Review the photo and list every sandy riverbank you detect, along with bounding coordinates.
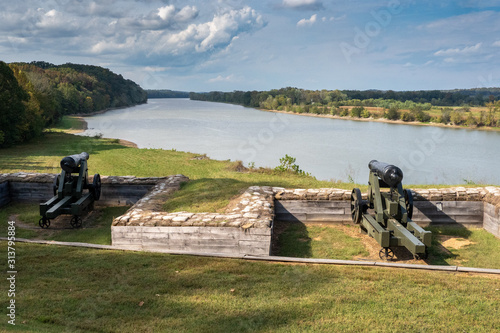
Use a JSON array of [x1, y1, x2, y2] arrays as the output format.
[[259, 108, 500, 132]]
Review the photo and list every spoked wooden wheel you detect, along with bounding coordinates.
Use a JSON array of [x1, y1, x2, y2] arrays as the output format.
[[39, 217, 50, 229], [351, 188, 363, 224], [379, 248, 394, 260], [404, 189, 414, 219], [70, 216, 83, 229], [90, 173, 101, 201]]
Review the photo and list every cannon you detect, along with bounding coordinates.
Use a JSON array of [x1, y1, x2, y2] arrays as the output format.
[[351, 160, 432, 260], [39, 152, 101, 229]]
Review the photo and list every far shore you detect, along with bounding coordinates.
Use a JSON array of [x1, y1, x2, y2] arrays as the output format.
[[258, 108, 500, 132]]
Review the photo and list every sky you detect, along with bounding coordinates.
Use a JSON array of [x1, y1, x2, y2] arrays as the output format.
[[1, 0, 500, 92]]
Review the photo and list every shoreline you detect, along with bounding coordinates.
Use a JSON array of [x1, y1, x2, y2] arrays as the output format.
[[69, 101, 148, 117], [258, 108, 500, 132], [70, 116, 139, 148]]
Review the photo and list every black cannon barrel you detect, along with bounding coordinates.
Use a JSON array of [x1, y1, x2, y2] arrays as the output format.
[[368, 160, 403, 188], [60, 152, 89, 173]]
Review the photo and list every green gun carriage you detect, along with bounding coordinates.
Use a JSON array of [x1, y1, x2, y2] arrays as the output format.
[[351, 160, 432, 260], [39, 152, 101, 229]]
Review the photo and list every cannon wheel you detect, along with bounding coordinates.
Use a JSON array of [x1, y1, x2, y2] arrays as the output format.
[[404, 189, 414, 219], [90, 173, 101, 201], [52, 173, 60, 196], [39, 217, 50, 229], [350, 188, 363, 224], [379, 248, 394, 260], [70, 216, 83, 229], [414, 250, 428, 260]]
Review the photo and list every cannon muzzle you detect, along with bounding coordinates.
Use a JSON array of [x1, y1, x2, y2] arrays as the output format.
[[368, 160, 403, 188], [60, 152, 89, 173]]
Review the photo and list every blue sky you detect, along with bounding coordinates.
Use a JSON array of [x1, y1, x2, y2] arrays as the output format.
[[1, 0, 500, 92]]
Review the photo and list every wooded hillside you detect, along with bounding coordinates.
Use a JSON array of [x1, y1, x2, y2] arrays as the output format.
[[0, 61, 147, 147]]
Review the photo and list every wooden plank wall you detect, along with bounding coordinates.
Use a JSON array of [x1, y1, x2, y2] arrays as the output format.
[[6, 182, 153, 206], [112, 226, 272, 255], [484, 203, 500, 238], [274, 200, 484, 227], [0, 182, 10, 208]]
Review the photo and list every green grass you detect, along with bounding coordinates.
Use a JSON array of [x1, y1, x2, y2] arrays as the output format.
[[276, 224, 369, 259], [0, 131, 351, 213], [274, 222, 500, 269], [49, 116, 86, 132], [0, 203, 39, 239], [0, 202, 129, 245], [44, 206, 130, 245], [426, 226, 500, 268], [1, 242, 499, 332]]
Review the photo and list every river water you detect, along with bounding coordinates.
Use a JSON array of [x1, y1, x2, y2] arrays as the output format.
[[79, 98, 498, 185]]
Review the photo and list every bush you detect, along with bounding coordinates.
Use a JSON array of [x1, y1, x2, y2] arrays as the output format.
[[361, 109, 371, 118], [441, 108, 452, 124], [400, 112, 415, 122], [274, 154, 309, 176], [350, 106, 364, 118], [450, 111, 463, 125], [384, 106, 400, 120]]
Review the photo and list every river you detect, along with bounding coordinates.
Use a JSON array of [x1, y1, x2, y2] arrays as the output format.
[[79, 98, 499, 185]]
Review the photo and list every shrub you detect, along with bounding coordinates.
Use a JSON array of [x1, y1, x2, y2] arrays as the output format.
[[384, 105, 400, 120], [350, 106, 364, 118], [361, 109, 371, 118], [400, 112, 415, 122], [274, 154, 310, 176]]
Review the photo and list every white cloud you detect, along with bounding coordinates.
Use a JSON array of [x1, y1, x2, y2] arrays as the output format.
[[175, 6, 198, 22], [158, 5, 175, 21], [493, 40, 500, 46], [297, 14, 317, 27], [434, 42, 482, 56], [150, 6, 265, 55], [420, 11, 500, 33]]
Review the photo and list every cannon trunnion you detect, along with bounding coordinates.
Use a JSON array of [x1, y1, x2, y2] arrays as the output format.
[[39, 152, 101, 229], [351, 160, 431, 260]]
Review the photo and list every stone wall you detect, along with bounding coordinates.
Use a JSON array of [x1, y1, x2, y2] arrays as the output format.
[[111, 184, 275, 256], [2, 172, 500, 254], [274, 187, 500, 232], [0, 173, 166, 207]]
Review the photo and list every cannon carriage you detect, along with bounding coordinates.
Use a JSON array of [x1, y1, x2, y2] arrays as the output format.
[[39, 152, 101, 229], [351, 160, 432, 260]]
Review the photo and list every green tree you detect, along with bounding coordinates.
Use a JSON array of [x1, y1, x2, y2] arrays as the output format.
[[350, 106, 364, 118], [384, 105, 400, 120], [0, 61, 29, 146], [465, 112, 477, 127], [450, 111, 463, 125]]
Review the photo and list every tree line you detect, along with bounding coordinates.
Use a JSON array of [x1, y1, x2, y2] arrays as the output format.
[[189, 87, 500, 128], [189, 87, 499, 108], [0, 61, 147, 147], [146, 89, 189, 98]]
